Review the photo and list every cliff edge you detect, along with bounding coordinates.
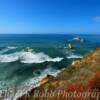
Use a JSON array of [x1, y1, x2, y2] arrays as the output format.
[[18, 48, 100, 100]]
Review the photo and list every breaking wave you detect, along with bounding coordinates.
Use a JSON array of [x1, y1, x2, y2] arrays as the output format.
[[0, 51, 63, 63], [13, 67, 63, 100], [2, 68, 64, 100], [67, 54, 82, 59], [0, 46, 17, 54]]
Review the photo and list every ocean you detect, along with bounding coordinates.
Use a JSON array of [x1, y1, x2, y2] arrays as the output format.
[[0, 34, 100, 99]]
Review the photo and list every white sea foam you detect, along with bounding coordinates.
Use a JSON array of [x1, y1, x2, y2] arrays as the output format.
[[0, 49, 63, 99], [7, 46, 17, 49], [13, 67, 62, 100], [0, 51, 63, 63], [20, 52, 63, 63], [0, 68, 61, 100], [0, 54, 18, 63], [0, 46, 17, 54], [67, 54, 82, 59], [1, 65, 63, 100]]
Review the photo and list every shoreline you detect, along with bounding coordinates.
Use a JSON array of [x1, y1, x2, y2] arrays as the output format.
[[17, 47, 100, 100]]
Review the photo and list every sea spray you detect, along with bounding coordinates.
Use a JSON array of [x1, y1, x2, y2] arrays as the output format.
[[0, 51, 63, 63], [2, 68, 63, 100], [67, 54, 82, 59], [0, 46, 17, 54]]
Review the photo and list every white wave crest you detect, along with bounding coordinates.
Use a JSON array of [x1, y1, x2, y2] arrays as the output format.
[[0, 51, 63, 63], [0, 55, 18, 63], [7, 46, 17, 49], [20, 52, 63, 63], [67, 54, 82, 59], [0, 46, 17, 54]]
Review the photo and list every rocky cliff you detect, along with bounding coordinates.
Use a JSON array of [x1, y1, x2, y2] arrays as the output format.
[[18, 48, 100, 100]]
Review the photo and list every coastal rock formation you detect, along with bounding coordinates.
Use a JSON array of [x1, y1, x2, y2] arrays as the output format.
[[18, 48, 100, 100]]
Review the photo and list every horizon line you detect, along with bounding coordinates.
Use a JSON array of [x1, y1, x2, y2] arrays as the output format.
[[0, 32, 99, 34]]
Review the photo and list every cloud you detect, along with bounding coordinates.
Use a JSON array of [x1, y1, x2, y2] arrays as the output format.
[[94, 16, 100, 22]]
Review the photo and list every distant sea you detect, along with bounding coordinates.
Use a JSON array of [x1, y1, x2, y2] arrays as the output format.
[[0, 34, 100, 99]]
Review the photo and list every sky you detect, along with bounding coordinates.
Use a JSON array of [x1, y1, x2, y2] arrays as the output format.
[[0, 0, 100, 34]]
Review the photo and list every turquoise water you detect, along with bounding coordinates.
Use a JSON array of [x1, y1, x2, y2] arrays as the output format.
[[0, 34, 100, 99]]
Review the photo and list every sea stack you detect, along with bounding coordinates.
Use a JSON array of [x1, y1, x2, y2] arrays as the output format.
[[67, 43, 74, 49]]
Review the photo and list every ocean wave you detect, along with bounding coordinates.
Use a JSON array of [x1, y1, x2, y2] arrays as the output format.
[[2, 68, 62, 100], [7, 46, 17, 49], [0, 46, 17, 54], [67, 54, 82, 59], [13, 67, 62, 100], [20, 52, 63, 63], [0, 51, 63, 63], [0, 55, 18, 63]]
